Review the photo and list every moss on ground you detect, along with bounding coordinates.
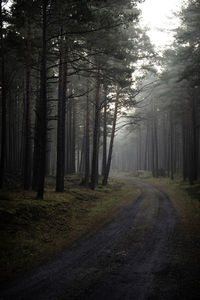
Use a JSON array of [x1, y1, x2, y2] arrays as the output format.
[[0, 176, 139, 282]]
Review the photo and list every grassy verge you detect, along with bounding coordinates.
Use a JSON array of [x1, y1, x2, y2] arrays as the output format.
[[0, 176, 140, 283]]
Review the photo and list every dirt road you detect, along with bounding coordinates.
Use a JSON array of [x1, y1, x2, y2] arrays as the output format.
[[1, 179, 198, 299]]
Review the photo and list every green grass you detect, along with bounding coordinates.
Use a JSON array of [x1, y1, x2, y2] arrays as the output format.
[[0, 176, 140, 282]]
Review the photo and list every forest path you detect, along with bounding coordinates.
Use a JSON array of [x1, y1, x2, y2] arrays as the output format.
[[2, 178, 189, 300]]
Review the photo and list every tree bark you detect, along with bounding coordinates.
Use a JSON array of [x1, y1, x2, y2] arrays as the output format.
[[170, 109, 174, 180], [71, 96, 76, 174], [32, 70, 40, 190], [56, 31, 67, 192], [24, 23, 32, 189], [0, 0, 6, 188], [102, 85, 120, 186], [101, 86, 107, 176], [144, 120, 150, 170], [152, 98, 158, 177], [90, 71, 101, 189], [188, 95, 197, 185], [84, 79, 90, 185], [154, 116, 158, 177], [37, 0, 47, 199], [151, 119, 155, 177]]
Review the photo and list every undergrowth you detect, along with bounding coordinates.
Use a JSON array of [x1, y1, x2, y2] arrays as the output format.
[[0, 175, 139, 282]]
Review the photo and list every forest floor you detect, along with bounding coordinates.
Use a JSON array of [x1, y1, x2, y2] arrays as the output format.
[[0, 175, 139, 284], [1, 174, 200, 299]]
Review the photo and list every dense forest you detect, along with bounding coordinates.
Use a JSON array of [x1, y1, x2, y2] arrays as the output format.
[[113, 0, 200, 184], [1, 1, 200, 299], [0, 0, 199, 199]]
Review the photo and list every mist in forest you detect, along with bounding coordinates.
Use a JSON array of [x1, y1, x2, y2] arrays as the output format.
[[1, 1, 200, 299], [0, 0, 199, 194]]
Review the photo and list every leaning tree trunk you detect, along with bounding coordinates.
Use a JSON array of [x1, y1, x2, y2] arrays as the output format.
[[56, 31, 67, 192], [37, 0, 47, 199], [90, 71, 101, 190], [102, 85, 120, 186], [0, 0, 6, 188]]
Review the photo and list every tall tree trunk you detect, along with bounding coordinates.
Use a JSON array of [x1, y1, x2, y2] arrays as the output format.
[[138, 126, 142, 170], [152, 98, 158, 177], [24, 23, 32, 189], [154, 116, 159, 177], [68, 98, 72, 173], [101, 86, 107, 176], [32, 73, 40, 190], [170, 109, 174, 180], [0, 0, 6, 188], [79, 134, 85, 174], [188, 95, 197, 185], [84, 79, 90, 185], [56, 32, 67, 192], [71, 96, 76, 173], [163, 115, 167, 171], [151, 119, 155, 177], [102, 85, 120, 186], [144, 121, 149, 171], [90, 71, 101, 189], [192, 95, 198, 180], [37, 0, 47, 199]]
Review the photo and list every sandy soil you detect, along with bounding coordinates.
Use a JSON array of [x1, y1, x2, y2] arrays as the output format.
[[1, 178, 199, 299]]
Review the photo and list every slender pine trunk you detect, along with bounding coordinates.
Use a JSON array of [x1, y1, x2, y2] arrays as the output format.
[[24, 23, 32, 189], [151, 120, 155, 177], [90, 71, 101, 189], [71, 96, 76, 173], [102, 87, 107, 176], [0, 0, 6, 188], [56, 31, 67, 192], [170, 109, 174, 180], [102, 85, 120, 186], [84, 79, 90, 185], [37, 0, 47, 199], [32, 72, 40, 190], [144, 120, 149, 170]]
